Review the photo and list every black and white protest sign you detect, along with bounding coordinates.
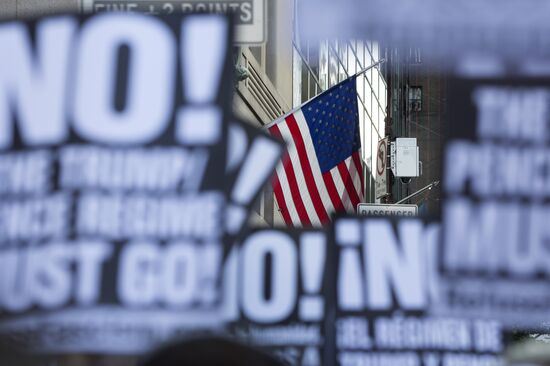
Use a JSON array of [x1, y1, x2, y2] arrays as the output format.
[[331, 216, 504, 366], [225, 121, 284, 238], [0, 13, 234, 353], [438, 77, 550, 329], [223, 229, 329, 366]]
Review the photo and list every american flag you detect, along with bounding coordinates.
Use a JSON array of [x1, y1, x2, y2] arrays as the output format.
[[268, 76, 364, 227]]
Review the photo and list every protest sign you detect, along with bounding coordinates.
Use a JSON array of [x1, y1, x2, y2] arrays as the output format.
[[223, 229, 330, 366], [225, 121, 283, 238], [0, 13, 234, 353], [330, 217, 504, 366], [438, 77, 550, 329]]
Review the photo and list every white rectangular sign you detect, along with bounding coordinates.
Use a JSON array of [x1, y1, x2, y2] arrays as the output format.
[[375, 137, 389, 199], [357, 203, 418, 217], [81, 0, 266, 45]]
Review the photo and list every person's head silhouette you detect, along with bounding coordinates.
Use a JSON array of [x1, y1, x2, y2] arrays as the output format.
[[141, 335, 285, 366]]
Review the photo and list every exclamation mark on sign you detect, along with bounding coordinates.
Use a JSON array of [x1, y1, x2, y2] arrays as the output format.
[[226, 123, 248, 173], [226, 137, 283, 234], [178, 16, 228, 144], [336, 219, 365, 311], [198, 243, 222, 306], [221, 246, 240, 321], [299, 232, 326, 321]]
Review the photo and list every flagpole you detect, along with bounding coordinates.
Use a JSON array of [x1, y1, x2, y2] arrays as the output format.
[[355, 59, 386, 77], [263, 59, 386, 130], [395, 180, 440, 204]]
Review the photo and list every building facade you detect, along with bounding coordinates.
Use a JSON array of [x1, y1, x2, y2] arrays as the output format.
[[231, 0, 295, 226], [384, 48, 445, 215]]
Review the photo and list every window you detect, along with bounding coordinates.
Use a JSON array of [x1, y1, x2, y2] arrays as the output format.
[[408, 86, 422, 112]]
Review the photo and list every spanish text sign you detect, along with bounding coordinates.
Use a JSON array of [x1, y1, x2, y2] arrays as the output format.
[[0, 13, 233, 353], [331, 217, 503, 366], [438, 77, 550, 329]]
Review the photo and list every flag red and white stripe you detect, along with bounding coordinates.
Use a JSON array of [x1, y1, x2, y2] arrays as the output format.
[[268, 110, 364, 227]]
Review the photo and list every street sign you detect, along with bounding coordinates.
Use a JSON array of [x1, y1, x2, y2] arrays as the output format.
[[375, 137, 389, 198], [81, 0, 267, 45], [357, 203, 418, 216]]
